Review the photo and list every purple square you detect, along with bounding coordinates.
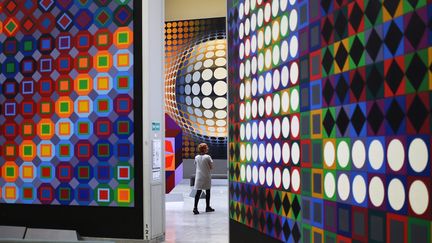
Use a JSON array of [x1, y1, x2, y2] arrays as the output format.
[[22, 81, 34, 94], [58, 36, 71, 50], [40, 58, 52, 72], [5, 103, 16, 116]]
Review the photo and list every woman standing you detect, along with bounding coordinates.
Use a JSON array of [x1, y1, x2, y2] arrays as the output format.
[[193, 143, 215, 215]]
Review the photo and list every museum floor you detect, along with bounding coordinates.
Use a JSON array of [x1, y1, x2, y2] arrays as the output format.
[[165, 180, 229, 243]]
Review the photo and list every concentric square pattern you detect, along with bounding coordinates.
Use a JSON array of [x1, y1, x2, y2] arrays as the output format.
[[229, 0, 431, 242], [0, 0, 135, 207]]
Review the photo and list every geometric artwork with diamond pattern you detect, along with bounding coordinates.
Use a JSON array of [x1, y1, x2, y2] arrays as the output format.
[[0, 1, 135, 207], [228, 0, 432, 242], [164, 18, 228, 160]]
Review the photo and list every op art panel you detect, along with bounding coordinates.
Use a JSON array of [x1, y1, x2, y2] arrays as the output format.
[[229, 0, 432, 242], [165, 18, 228, 160], [0, 0, 135, 207]]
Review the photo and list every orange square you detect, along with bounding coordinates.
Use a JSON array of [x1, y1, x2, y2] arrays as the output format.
[[59, 80, 70, 91], [5, 146, 15, 156], [23, 124, 33, 135], [118, 188, 130, 203], [78, 57, 89, 68], [98, 34, 108, 45], [41, 103, 51, 113]]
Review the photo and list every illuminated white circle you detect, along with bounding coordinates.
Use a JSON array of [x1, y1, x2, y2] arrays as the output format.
[[337, 141, 350, 168], [291, 142, 300, 165], [408, 138, 428, 173], [324, 172, 336, 198], [324, 141, 335, 167], [337, 173, 350, 201], [291, 115, 300, 138], [282, 168, 290, 190], [291, 169, 300, 191], [409, 180, 429, 215], [387, 139, 405, 172], [352, 140, 366, 169], [369, 176, 385, 207], [388, 178, 405, 211], [369, 140, 384, 170], [352, 175, 367, 204]]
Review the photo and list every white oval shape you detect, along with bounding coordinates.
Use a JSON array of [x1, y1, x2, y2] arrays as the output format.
[[259, 143, 265, 162], [337, 173, 350, 201], [259, 166, 265, 185], [337, 141, 350, 168], [324, 141, 336, 167], [388, 178, 405, 211], [369, 140, 384, 170], [369, 176, 385, 207], [282, 142, 290, 164], [240, 164, 246, 181], [252, 166, 258, 184], [274, 143, 281, 164], [408, 138, 428, 173], [291, 115, 300, 138], [274, 168, 281, 188], [289, 35, 298, 58], [352, 175, 367, 204], [282, 116, 290, 138], [290, 62, 299, 84], [289, 9, 298, 31], [387, 139, 405, 172], [352, 140, 366, 169], [291, 142, 300, 165], [282, 168, 290, 190], [291, 169, 300, 191], [409, 180, 429, 215], [324, 172, 336, 198], [266, 167, 273, 187]]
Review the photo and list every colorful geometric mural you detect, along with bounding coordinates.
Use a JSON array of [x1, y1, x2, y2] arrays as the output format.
[[165, 18, 228, 159], [0, 0, 135, 207], [229, 0, 431, 242], [165, 114, 183, 193]]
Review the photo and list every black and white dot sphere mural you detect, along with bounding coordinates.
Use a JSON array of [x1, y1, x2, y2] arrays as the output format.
[[165, 31, 228, 147]]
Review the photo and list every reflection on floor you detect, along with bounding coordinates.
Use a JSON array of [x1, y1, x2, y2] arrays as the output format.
[[164, 179, 228, 243]]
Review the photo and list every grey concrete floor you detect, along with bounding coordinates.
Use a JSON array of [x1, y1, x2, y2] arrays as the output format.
[[164, 180, 229, 243]]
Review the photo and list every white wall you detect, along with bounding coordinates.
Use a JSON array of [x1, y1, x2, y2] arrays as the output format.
[[142, 0, 165, 240], [165, 0, 226, 21]]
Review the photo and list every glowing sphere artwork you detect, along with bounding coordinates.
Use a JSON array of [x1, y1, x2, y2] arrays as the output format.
[[165, 30, 228, 152]]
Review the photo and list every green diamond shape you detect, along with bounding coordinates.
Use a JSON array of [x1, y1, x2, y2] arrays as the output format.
[[5, 21, 17, 33]]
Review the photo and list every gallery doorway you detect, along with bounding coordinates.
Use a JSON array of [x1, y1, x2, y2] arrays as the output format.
[[163, 0, 229, 242]]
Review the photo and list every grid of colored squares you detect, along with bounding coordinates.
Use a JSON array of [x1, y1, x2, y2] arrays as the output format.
[[0, 1, 135, 207], [228, 0, 432, 242]]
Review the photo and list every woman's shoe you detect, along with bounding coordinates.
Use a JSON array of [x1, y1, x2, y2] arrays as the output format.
[[193, 208, 199, 215], [205, 207, 215, 212]]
